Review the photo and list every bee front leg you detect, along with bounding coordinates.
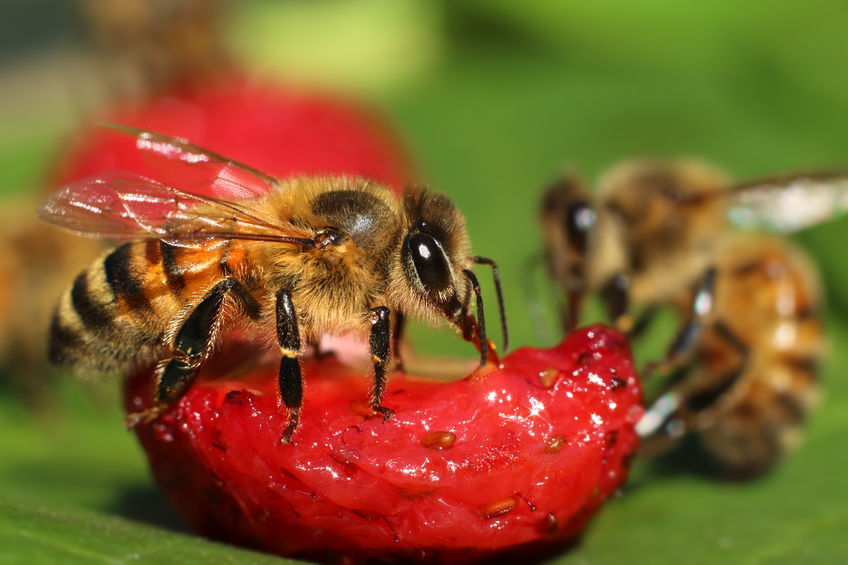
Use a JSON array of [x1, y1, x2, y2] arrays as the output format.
[[600, 273, 632, 334], [369, 306, 394, 420], [126, 278, 260, 427], [391, 311, 406, 372], [276, 289, 303, 445]]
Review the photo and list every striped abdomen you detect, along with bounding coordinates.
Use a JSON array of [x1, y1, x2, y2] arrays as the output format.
[[48, 240, 231, 374], [695, 236, 823, 476]]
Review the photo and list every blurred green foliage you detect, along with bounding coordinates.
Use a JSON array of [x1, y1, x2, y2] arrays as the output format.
[[0, 1, 846, 563]]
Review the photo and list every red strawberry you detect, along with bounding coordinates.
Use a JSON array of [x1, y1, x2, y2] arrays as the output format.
[[125, 325, 642, 562], [51, 74, 414, 191]]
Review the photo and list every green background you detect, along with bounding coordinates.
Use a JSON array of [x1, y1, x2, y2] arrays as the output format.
[[1, 1, 847, 563]]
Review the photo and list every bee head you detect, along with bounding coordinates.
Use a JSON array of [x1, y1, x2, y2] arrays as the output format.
[[387, 187, 473, 326], [540, 173, 597, 293]]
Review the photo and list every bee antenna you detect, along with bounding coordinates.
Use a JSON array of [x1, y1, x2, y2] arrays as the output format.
[[463, 268, 488, 367], [472, 256, 509, 353]]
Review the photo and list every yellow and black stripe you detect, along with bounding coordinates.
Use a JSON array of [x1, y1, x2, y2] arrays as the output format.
[[48, 240, 234, 374]]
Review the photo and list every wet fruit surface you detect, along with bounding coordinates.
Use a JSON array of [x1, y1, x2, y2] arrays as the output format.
[[126, 325, 642, 562]]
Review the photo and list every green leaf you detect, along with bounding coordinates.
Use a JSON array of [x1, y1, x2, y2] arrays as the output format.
[[0, 493, 296, 565]]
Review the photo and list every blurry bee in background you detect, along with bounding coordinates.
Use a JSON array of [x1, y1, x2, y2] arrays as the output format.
[[0, 0, 229, 395], [0, 203, 103, 389], [78, 0, 227, 95], [539, 159, 838, 477], [39, 127, 507, 444]]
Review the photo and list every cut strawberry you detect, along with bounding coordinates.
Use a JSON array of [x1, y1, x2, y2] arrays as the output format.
[[125, 325, 642, 562]]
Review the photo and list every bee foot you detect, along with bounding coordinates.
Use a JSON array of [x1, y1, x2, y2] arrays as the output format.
[[279, 411, 300, 445], [125, 404, 167, 428], [373, 405, 395, 421]]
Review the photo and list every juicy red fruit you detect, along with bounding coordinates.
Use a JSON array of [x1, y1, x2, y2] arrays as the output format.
[[126, 325, 643, 562]]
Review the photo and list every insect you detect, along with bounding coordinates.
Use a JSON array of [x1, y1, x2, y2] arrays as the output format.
[[539, 158, 835, 476], [39, 126, 508, 444]]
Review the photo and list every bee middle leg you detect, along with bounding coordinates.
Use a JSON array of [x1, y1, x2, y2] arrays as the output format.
[[369, 306, 395, 419], [125, 277, 260, 427], [641, 267, 718, 378]]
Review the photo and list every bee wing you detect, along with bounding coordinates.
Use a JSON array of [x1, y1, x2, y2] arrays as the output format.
[[726, 171, 848, 232], [38, 171, 315, 248], [107, 124, 278, 200]]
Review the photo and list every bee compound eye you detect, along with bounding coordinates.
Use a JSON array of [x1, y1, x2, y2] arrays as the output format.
[[566, 201, 596, 253], [406, 232, 452, 294]]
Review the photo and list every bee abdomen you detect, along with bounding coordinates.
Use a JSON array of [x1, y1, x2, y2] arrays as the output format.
[[48, 243, 172, 373]]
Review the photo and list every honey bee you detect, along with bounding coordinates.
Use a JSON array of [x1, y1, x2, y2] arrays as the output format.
[[79, 0, 226, 94], [39, 126, 507, 444], [539, 159, 837, 477]]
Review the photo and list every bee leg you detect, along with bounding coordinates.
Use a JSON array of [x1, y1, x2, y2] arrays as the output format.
[[369, 306, 394, 420], [642, 267, 718, 379], [391, 311, 406, 372], [472, 256, 509, 353], [635, 370, 687, 453], [637, 321, 749, 455], [629, 305, 659, 339], [565, 287, 585, 335], [126, 278, 260, 428], [600, 273, 633, 334], [462, 268, 496, 367], [276, 289, 303, 445], [309, 340, 326, 359], [683, 320, 750, 413]]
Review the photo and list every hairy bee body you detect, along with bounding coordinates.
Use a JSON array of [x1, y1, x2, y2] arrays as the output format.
[[49, 177, 461, 375], [540, 159, 832, 476], [684, 236, 822, 475], [51, 238, 243, 372], [41, 137, 506, 444]]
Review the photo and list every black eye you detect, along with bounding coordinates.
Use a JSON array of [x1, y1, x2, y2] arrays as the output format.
[[407, 232, 452, 294], [566, 201, 595, 254]]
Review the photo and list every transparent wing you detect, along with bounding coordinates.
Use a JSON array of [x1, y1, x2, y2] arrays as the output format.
[[726, 171, 848, 233], [107, 124, 279, 199], [38, 171, 314, 248]]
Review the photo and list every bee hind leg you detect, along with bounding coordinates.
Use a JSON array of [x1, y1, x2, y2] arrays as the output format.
[[637, 322, 749, 458], [125, 278, 260, 428], [369, 306, 394, 420], [276, 289, 303, 445]]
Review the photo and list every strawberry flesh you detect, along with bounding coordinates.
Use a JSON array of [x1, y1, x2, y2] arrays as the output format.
[[126, 325, 643, 562]]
